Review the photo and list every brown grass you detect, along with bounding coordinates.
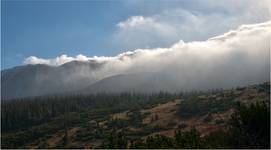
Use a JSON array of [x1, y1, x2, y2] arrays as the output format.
[[111, 110, 130, 120], [141, 99, 182, 127]]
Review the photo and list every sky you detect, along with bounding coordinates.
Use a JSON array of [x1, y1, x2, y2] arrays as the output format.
[[1, 0, 270, 69]]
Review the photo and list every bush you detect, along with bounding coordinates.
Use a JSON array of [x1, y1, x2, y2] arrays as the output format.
[[229, 101, 270, 148]]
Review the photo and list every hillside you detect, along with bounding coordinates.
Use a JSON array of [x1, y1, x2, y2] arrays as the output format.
[[1, 82, 269, 149], [1, 61, 103, 99]]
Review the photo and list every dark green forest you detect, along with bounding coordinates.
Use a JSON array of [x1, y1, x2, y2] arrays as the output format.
[[2, 92, 176, 131], [1, 83, 270, 149], [1, 92, 179, 148]]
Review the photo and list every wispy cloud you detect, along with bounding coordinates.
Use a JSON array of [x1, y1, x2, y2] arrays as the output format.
[[114, 15, 178, 50], [117, 16, 156, 28], [113, 0, 270, 50]]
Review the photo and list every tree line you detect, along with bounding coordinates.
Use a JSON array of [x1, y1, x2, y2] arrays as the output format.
[[1, 92, 178, 132]]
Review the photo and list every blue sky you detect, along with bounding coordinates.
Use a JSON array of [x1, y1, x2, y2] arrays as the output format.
[[2, 0, 127, 68], [1, 0, 269, 69]]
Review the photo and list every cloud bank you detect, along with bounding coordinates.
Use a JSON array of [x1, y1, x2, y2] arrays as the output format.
[[24, 20, 270, 90]]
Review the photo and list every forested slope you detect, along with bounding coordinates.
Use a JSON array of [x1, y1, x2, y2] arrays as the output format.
[[1, 82, 270, 149]]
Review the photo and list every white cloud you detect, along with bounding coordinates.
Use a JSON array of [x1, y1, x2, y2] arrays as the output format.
[[114, 15, 178, 50], [116, 15, 177, 38], [112, 0, 270, 50], [24, 54, 114, 66], [24, 56, 50, 65], [117, 16, 155, 28], [24, 21, 270, 90]]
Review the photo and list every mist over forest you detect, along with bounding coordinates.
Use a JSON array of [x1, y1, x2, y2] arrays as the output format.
[[2, 21, 270, 99]]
